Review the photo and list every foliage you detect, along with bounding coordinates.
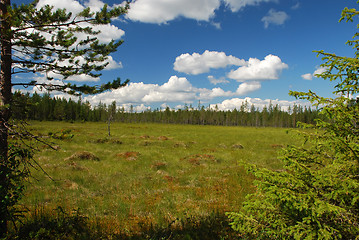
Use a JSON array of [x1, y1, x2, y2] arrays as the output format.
[[0, 143, 33, 234], [11, 91, 322, 127], [7, 207, 93, 240], [8, 1, 129, 94], [0, 0, 129, 236], [7, 207, 237, 240], [227, 4, 359, 239]]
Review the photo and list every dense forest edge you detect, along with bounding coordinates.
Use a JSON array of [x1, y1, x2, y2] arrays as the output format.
[[12, 91, 321, 127]]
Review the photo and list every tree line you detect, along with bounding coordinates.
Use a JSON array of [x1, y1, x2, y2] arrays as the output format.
[[12, 91, 322, 128]]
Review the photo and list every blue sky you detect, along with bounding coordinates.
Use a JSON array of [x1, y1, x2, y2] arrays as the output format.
[[15, 0, 358, 111]]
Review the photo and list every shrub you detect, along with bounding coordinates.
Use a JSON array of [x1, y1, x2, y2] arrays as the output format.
[[227, 4, 359, 239]]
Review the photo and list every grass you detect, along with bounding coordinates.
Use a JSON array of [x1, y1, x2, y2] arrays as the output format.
[[13, 121, 299, 238]]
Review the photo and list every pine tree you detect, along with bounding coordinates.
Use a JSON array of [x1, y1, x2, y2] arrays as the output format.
[[0, 0, 129, 235], [228, 4, 359, 239]]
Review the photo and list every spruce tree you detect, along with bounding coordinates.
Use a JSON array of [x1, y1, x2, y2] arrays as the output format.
[[228, 3, 359, 239]]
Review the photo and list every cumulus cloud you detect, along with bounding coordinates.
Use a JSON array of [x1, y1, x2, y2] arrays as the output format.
[[29, 0, 125, 82], [261, 9, 289, 28], [104, 56, 123, 70], [88, 24, 125, 43], [227, 54, 288, 81], [301, 66, 327, 80], [25, 74, 292, 113], [210, 97, 309, 112], [301, 73, 313, 81], [36, 0, 84, 14], [119, 103, 151, 112], [83, 75, 264, 107], [127, 0, 220, 24], [84, 0, 105, 12], [22, 54, 121, 83], [224, 0, 278, 12], [127, 0, 279, 24], [35, 0, 125, 44], [142, 76, 197, 102], [208, 75, 230, 85], [313, 66, 327, 76], [198, 87, 233, 100], [174, 50, 246, 75], [85, 76, 197, 106], [236, 81, 261, 95], [159, 76, 193, 91]]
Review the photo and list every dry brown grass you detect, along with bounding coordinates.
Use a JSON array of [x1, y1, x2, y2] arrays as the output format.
[[116, 151, 140, 161]]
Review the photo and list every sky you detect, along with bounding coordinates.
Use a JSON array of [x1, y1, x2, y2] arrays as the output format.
[[14, 0, 358, 112]]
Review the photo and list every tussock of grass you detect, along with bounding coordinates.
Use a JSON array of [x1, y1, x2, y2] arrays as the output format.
[[158, 136, 169, 140], [90, 138, 123, 144], [65, 151, 100, 161], [18, 121, 299, 238], [116, 151, 140, 161], [231, 143, 244, 149], [151, 162, 167, 170], [181, 154, 218, 165]]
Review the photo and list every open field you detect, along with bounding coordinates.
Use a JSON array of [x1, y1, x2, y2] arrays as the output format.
[[18, 121, 299, 237]]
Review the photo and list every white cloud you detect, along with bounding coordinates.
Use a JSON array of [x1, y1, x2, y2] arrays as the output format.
[[36, 0, 84, 14], [104, 56, 123, 70], [301, 73, 313, 81], [227, 54, 288, 81], [198, 87, 233, 100], [210, 97, 252, 111], [127, 0, 279, 24], [141, 76, 196, 103], [313, 66, 327, 76], [27, 74, 100, 94], [85, 76, 198, 106], [119, 103, 151, 112], [80, 53, 288, 106], [35, 0, 125, 44], [211, 22, 221, 29], [25, 54, 121, 82], [261, 9, 289, 28], [208, 75, 230, 85], [210, 97, 309, 112], [301, 66, 327, 80], [159, 76, 193, 92], [236, 81, 261, 95], [142, 91, 196, 103], [174, 50, 246, 75], [66, 74, 100, 82], [84, 75, 264, 107], [224, 0, 278, 12], [84, 0, 105, 12], [127, 0, 220, 24], [88, 82, 157, 105], [88, 24, 125, 43], [25, 75, 285, 112], [17, 1, 125, 83], [211, 87, 233, 97]]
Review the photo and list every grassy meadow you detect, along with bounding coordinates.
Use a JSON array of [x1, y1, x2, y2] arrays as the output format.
[[17, 121, 299, 238]]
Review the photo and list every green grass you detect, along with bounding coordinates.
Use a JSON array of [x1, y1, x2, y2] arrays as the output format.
[[17, 121, 299, 237]]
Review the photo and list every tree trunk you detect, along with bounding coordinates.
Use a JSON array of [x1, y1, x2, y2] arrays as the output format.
[[108, 114, 112, 137], [0, 0, 12, 236]]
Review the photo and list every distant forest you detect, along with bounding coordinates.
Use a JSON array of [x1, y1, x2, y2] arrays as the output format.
[[11, 91, 322, 128]]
